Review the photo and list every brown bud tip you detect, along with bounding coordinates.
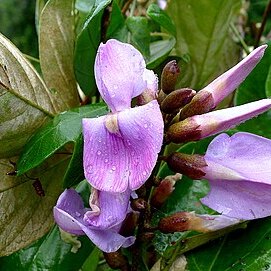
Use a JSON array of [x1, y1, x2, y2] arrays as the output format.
[[131, 198, 147, 212], [166, 152, 206, 179], [119, 212, 139, 237], [161, 60, 180, 94], [103, 251, 129, 270], [161, 88, 196, 114], [166, 118, 201, 143], [151, 173, 182, 207], [159, 212, 191, 233], [180, 90, 215, 120]]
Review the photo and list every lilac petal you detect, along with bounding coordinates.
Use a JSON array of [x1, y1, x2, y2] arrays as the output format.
[[202, 44, 267, 106], [84, 189, 131, 229], [195, 99, 271, 139], [53, 189, 88, 235], [204, 132, 271, 183], [95, 39, 157, 112], [83, 100, 163, 192], [201, 180, 271, 220], [81, 227, 135, 253]]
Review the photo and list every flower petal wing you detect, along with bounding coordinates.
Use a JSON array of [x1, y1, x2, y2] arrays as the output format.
[[205, 132, 271, 183], [83, 100, 163, 192], [201, 180, 271, 220], [95, 39, 156, 112]]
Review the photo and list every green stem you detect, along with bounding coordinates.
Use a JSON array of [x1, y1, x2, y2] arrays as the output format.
[[230, 23, 250, 55]]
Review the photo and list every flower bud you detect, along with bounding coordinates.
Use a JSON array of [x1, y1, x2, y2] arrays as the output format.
[[103, 251, 129, 270], [179, 91, 214, 120], [151, 173, 182, 208], [166, 152, 206, 179], [166, 118, 202, 143], [131, 198, 148, 212], [161, 60, 180, 94], [161, 88, 196, 114], [159, 212, 240, 233], [119, 212, 139, 237]]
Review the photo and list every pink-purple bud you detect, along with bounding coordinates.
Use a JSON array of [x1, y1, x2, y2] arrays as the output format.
[[161, 88, 196, 114], [166, 152, 207, 179], [161, 60, 180, 94]]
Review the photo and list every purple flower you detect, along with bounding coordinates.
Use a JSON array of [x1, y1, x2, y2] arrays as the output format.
[[202, 132, 271, 220], [83, 39, 164, 193], [167, 99, 271, 143], [53, 188, 135, 252], [180, 45, 267, 119]]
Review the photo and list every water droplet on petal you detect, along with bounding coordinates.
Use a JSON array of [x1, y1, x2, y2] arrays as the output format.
[[113, 85, 118, 90], [104, 158, 109, 163], [75, 212, 81, 217], [98, 138, 102, 143], [143, 171, 147, 176], [131, 151, 135, 157], [109, 169, 113, 173], [97, 150, 102, 155], [144, 123, 148, 128], [127, 140, 132, 146], [112, 165, 116, 171]]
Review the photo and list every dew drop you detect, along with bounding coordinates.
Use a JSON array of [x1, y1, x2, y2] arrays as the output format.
[[75, 212, 81, 217], [97, 150, 102, 156], [112, 165, 116, 171], [113, 85, 118, 90], [143, 171, 147, 176], [127, 140, 132, 146], [104, 158, 109, 163], [98, 138, 102, 143], [131, 151, 135, 156], [144, 123, 148, 128], [109, 169, 113, 173]]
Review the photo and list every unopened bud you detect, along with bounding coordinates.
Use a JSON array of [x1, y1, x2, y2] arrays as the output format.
[[161, 88, 196, 114], [151, 173, 182, 207], [131, 198, 148, 212], [119, 212, 139, 237], [103, 251, 129, 270], [166, 152, 206, 179], [180, 91, 215, 120], [159, 212, 240, 233], [166, 118, 201, 143], [157, 90, 167, 104], [161, 60, 180, 94]]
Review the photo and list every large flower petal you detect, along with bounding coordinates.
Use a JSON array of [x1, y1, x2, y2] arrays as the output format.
[[83, 100, 164, 192], [84, 189, 131, 229], [95, 39, 157, 112], [201, 180, 271, 220], [204, 132, 271, 183], [201, 132, 271, 220]]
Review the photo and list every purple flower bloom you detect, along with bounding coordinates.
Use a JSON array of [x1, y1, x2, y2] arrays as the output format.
[[83, 39, 164, 193], [53, 188, 135, 252], [202, 132, 271, 220]]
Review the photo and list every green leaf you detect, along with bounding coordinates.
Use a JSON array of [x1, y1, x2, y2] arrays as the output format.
[[126, 16, 151, 58], [147, 38, 176, 69], [147, 4, 176, 37], [106, 0, 128, 42], [81, 247, 101, 271], [186, 217, 271, 271], [265, 66, 271, 98], [74, 0, 112, 96], [75, 0, 95, 13], [39, 0, 79, 111], [17, 103, 108, 175], [0, 155, 69, 256], [0, 226, 94, 270], [166, 0, 242, 89], [0, 33, 57, 158]]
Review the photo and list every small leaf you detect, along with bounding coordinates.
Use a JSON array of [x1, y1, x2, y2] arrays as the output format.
[[126, 16, 151, 58], [147, 4, 176, 37], [39, 0, 80, 110], [17, 103, 108, 175], [106, 0, 128, 42], [0, 155, 69, 256], [0, 33, 57, 158], [186, 217, 271, 271], [166, 0, 242, 89], [0, 226, 94, 270], [147, 38, 176, 69], [74, 0, 112, 96]]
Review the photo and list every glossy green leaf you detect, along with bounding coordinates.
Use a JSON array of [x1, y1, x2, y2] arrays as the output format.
[[147, 4, 176, 37], [75, 0, 95, 13], [74, 0, 112, 96], [39, 0, 80, 111], [0, 33, 57, 158], [166, 0, 242, 89], [265, 66, 271, 98], [0, 155, 69, 256], [186, 217, 271, 271], [126, 16, 151, 58], [147, 38, 176, 69], [106, 0, 128, 42], [0, 225, 94, 270], [17, 103, 108, 175], [81, 247, 101, 271]]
